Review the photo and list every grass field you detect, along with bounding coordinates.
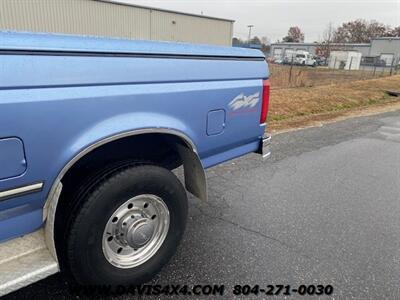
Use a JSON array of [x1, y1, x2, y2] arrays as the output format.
[[268, 74, 400, 132], [269, 64, 396, 90]]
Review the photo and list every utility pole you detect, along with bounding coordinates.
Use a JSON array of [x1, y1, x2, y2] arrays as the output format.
[[247, 25, 254, 42]]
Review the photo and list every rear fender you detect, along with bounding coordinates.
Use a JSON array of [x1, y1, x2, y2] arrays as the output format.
[[43, 113, 207, 261]]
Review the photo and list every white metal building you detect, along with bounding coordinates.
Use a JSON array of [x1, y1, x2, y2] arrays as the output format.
[[271, 38, 400, 66], [0, 0, 234, 46], [270, 42, 371, 59], [329, 51, 362, 70], [369, 37, 400, 66]]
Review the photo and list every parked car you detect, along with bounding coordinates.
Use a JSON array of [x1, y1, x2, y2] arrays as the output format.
[[295, 51, 317, 67], [282, 56, 293, 65], [314, 56, 327, 66], [376, 59, 387, 67], [0, 31, 271, 295]]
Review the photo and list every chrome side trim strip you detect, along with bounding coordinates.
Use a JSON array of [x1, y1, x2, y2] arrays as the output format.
[[0, 182, 43, 201]]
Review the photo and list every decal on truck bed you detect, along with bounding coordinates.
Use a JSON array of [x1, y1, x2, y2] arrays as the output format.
[[228, 92, 260, 111]]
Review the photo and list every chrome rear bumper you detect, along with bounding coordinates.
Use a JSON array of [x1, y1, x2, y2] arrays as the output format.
[[256, 134, 271, 160]]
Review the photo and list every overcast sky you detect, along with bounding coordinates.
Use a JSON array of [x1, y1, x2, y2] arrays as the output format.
[[115, 0, 399, 42]]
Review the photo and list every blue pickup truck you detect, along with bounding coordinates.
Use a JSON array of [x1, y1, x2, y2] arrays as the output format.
[[0, 31, 270, 295]]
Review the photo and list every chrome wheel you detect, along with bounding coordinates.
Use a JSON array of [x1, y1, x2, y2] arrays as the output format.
[[102, 194, 170, 268]]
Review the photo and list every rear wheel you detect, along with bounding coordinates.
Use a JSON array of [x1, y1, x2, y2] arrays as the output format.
[[63, 164, 188, 285]]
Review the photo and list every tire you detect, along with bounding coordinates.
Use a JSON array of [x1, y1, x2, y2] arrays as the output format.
[[64, 164, 188, 285]]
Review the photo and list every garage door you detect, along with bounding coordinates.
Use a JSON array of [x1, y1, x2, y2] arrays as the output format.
[[273, 48, 282, 59]]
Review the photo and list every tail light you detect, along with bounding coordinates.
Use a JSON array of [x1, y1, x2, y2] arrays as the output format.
[[260, 79, 270, 124]]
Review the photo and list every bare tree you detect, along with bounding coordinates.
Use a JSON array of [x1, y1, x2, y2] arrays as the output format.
[[387, 26, 400, 37], [261, 36, 270, 45], [323, 22, 335, 44], [317, 22, 335, 58], [333, 19, 368, 43], [367, 21, 389, 38], [333, 19, 397, 43], [283, 26, 305, 43], [259, 36, 271, 53], [395, 26, 400, 36], [249, 36, 262, 45], [232, 37, 244, 46]]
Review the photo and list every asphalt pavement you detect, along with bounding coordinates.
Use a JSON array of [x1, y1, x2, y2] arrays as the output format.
[[4, 110, 400, 299]]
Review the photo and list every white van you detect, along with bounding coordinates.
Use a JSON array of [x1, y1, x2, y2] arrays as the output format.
[[295, 51, 317, 67]]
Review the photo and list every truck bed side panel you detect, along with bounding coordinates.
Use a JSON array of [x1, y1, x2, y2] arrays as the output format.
[[0, 42, 268, 242]]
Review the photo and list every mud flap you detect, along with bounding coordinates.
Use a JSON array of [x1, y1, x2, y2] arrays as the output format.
[[175, 143, 207, 201]]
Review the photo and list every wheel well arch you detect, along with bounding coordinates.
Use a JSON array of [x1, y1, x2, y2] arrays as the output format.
[[43, 129, 207, 262]]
